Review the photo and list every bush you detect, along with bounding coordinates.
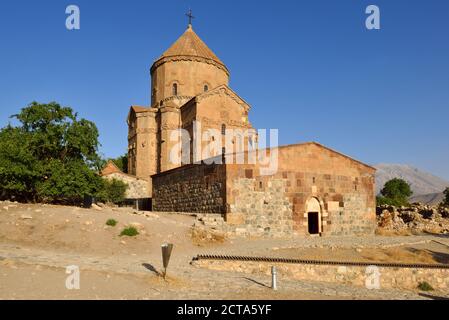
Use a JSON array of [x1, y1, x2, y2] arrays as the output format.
[[120, 226, 139, 237], [96, 179, 128, 204], [417, 281, 434, 291], [106, 219, 118, 227]]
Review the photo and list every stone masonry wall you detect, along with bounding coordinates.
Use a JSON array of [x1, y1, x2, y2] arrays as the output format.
[[327, 194, 376, 236], [103, 172, 149, 199], [152, 163, 226, 213], [224, 143, 376, 237], [227, 178, 294, 237], [151, 142, 376, 238], [194, 259, 449, 291]]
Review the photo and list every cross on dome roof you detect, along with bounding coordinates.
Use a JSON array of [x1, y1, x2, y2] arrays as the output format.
[[156, 22, 225, 68]]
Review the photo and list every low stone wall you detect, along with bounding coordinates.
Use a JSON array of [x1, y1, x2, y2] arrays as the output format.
[[193, 259, 449, 291], [152, 164, 226, 213]]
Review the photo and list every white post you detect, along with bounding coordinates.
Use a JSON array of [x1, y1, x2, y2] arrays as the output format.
[[271, 266, 277, 291]]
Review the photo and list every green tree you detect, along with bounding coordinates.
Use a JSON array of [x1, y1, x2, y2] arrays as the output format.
[[0, 126, 39, 200], [0, 102, 104, 203], [442, 187, 449, 207], [377, 178, 413, 206]]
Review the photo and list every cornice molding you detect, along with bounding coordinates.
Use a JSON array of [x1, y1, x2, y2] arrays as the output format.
[[151, 55, 229, 77], [196, 86, 251, 112]]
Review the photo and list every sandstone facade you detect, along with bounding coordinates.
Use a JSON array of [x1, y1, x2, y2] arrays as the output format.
[[127, 24, 254, 197], [153, 142, 376, 237], [127, 23, 376, 237]]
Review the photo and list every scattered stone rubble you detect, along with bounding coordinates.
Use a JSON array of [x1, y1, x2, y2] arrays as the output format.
[[377, 203, 449, 234], [192, 214, 228, 241]]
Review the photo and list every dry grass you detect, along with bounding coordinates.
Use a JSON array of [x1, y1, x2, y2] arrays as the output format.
[[190, 227, 226, 246], [360, 247, 437, 264], [274, 245, 446, 265], [375, 228, 413, 236], [422, 226, 447, 235]]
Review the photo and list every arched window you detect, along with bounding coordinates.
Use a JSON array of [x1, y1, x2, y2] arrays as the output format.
[[172, 83, 178, 96], [221, 124, 226, 135], [204, 84, 209, 92]]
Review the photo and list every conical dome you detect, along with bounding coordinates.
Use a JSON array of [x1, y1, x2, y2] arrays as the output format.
[[152, 25, 228, 74], [161, 25, 224, 64]]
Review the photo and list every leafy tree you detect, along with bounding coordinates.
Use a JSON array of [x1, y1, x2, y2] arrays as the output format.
[[377, 178, 413, 206], [442, 187, 449, 207], [0, 126, 39, 200], [36, 159, 103, 203], [0, 102, 103, 203]]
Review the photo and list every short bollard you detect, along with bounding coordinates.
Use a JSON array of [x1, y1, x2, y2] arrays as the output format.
[[271, 266, 277, 291]]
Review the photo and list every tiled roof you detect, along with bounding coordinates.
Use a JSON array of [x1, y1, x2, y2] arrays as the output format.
[[100, 160, 122, 176], [131, 106, 148, 113], [158, 25, 225, 66]]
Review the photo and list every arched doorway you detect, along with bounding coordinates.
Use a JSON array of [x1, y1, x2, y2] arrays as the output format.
[[306, 197, 322, 235]]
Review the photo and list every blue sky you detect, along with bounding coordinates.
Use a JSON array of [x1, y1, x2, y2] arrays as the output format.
[[0, 0, 448, 179]]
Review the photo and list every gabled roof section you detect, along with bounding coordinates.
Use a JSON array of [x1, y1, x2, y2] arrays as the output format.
[[127, 105, 154, 125], [101, 160, 147, 181], [100, 160, 123, 176], [279, 142, 376, 171], [159, 25, 224, 65], [191, 84, 251, 112]]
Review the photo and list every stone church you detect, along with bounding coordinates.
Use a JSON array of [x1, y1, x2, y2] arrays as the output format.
[[124, 22, 377, 237]]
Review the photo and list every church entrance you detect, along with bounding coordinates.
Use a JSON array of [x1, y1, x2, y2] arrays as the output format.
[[306, 197, 322, 235], [307, 212, 320, 234]]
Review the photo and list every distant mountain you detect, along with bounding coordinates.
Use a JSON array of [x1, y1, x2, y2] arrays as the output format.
[[409, 192, 445, 206], [374, 163, 449, 196]]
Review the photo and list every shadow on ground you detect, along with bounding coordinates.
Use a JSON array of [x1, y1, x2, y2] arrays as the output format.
[[142, 263, 162, 276], [242, 277, 271, 289], [419, 293, 449, 300]]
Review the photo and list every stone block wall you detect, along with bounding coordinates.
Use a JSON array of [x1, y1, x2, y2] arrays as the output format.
[[152, 163, 226, 213], [194, 259, 449, 291], [151, 142, 376, 238], [327, 194, 376, 236], [227, 178, 294, 237], [224, 143, 376, 237], [103, 172, 149, 200]]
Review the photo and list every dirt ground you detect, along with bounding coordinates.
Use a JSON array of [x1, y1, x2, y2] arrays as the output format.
[[273, 242, 449, 265], [0, 202, 448, 300]]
